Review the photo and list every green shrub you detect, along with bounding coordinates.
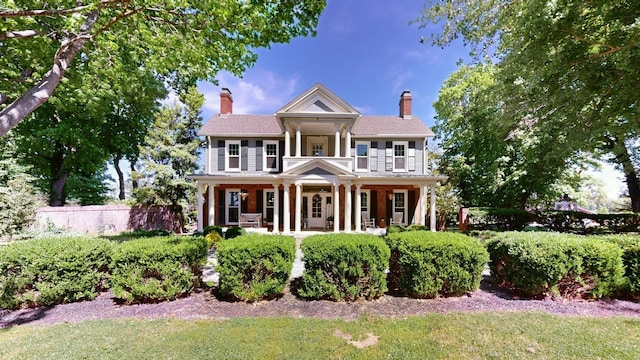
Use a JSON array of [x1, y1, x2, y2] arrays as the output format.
[[204, 232, 224, 250], [109, 236, 208, 303], [131, 228, 172, 237], [0, 237, 112, 309], [203, 225, 223, 237], [488, 232, 624, 298], [224, 226, 246, 239], [298, 234, 390, 301], [406, 224, 429, 232], [386, 224, 406, 235], [468, 207, 532, 231], [386, 231, 488, 298], [216, 234, 295, 302], [598, 234, 640, 296], [543, 211, 640, 234]]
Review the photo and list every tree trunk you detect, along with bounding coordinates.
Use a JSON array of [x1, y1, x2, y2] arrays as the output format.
[[49, 144, 68, 206], [130, 160, 139, 189], [610, 137, 640, 212], [113, 156, 125, 200]]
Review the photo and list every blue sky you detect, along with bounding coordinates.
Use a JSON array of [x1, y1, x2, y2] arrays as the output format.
[[197, 0, 467, 129]]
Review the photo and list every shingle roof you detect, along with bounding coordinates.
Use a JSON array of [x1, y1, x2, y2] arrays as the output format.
[[352, 116, 434, 136], [198, 114, 284, 136]]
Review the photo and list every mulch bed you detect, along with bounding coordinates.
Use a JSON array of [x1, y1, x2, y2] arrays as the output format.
[[2, 276, 639, 328]]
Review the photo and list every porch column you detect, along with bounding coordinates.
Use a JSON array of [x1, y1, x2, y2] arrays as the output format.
[[272, 184, 279, 233], [430, 184, 437, 231], [333, 182, 340, 232], [283, 182, 291, 234], [295, 123, 302, 157], [334, 124, 341, 158], [355, 184, 362, 232], [295, 183, 302, 233], [208, 183, 216, 227], [418, 185, 425, 226], [344, 126, 351, 160], [345, 182, 352, 232], [284, 124, 291, 157], [196, 183, 204, 232]]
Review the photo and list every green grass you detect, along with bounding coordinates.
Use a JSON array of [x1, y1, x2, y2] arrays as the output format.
[[1, 313, 639, 359]]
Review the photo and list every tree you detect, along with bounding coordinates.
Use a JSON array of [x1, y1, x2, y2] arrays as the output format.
[[418, 0, 640, 211], [0, 0, 326, 136], [133, 87, 203, 209]]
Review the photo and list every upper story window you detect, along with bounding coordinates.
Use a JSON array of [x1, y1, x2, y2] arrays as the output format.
[[225, 140, 241, 171], [355, 141, 369, 171], [393, 141, 408, 172], [263, 141, 279, 171]]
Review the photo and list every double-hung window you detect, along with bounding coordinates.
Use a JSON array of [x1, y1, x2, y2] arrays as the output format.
[[393, 190, 407, 225], [263, 141, 279, 171], [226, 189, 240, 224], [264, 191, 275, 223], [225, 140, 241, 171], [355, 141, 369, 171], [393, 141, 408, 172]]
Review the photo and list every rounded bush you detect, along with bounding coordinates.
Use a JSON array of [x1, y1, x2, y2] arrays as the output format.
[[203, 225, 223, 237], [204, 232, 224, 249], [224, 226, 246, 239], [386, 224, 406, 235]]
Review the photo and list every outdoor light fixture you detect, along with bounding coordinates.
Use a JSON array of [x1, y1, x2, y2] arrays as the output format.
[[388, 192, 393, 201], [240, 191, 249, 200]]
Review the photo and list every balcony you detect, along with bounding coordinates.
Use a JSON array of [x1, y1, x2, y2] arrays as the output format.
[[283, 156, 353, 173]]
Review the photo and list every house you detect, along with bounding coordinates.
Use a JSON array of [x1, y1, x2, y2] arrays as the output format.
[[189, 83, 446, 233]]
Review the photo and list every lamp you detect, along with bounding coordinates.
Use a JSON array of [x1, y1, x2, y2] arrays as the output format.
[[388, 192, 393, 201], [240, 191, 249, 200]]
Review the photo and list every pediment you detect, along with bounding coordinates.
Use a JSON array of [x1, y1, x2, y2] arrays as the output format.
[[281, 158, 355, 177], [276, 83, 360, 116]]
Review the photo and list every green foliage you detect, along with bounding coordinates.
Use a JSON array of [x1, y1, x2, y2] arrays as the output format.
[[203, 225, 224, 237], [488, 232, 624, 298], [216, 234, 295, 302], [224, 226, 246, 240], [0, 237, 112, 309], [204, 232, 224, 250], [109, 236, 208, 303], [298, 234, 390, 301], [386, 231, 488, 298], [467, 207, 533, 231], [544, 211, 640, 234], [386, 224, 406, 235], [406, 224, 430, 232], [597, 234, 640, 296]]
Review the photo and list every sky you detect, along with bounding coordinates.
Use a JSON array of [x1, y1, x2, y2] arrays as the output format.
[[189, 0, 625, 200]]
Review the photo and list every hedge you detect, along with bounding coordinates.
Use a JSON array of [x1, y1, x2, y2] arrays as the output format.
[[544, 211, 640, 234], [386, 231, 488, 298], [298, 233, 390, 301], [597, 234, 640, 296], [216, 234, 295, 302], [488, 232, 624, 299], [0, 237, 112, 309], [467, 207, 533, 231], [109, 236, 208, 303]]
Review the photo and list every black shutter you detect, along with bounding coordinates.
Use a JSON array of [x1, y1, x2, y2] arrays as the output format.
[[256, 141, 263, 171], [371, 190, 377, 222], [241, 189, 248, 213], [241, 140, 248, 171], [387, 193, 393, 224], [218, 190, 225, 225], [257, 190, 264, 217], [218, 140, 225, 171], [408, 190, 416, 224], [279, 140, 285, 173]]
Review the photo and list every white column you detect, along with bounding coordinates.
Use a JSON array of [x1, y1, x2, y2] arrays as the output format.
[[334, 124, 341, 158], [333, 182, 340, 232], [208, 183, 216, 227], [272, 184, 279, 233], [355, 184, 362, 232], [284, 124, 291, 157], [345, 182, 352, 232], [206, 137, 211, 173], [196, 183, 204, 232], [345, 126, 351, 160], [295, 123, 302, 157], [418, 185, 425, 225], [295, 183, 302, 233], [283, 182, 291, 234], [430, 184, 437, 231]]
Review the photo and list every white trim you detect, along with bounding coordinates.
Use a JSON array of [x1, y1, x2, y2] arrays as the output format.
[[225, 140, 241, 172], [263, 140, 279, 172], [392, 141, 408, 172], [360, 189, 371, 213], [263, 190, 275, 224], [226, 188, 241, 225], [354, 141, 370, 172], [392, 190, 408, 225]]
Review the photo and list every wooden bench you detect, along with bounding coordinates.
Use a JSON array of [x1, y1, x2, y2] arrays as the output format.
[[238, 213, 262, 228]]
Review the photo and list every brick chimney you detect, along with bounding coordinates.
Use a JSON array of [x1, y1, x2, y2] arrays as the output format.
[[220, 88, 233, 114], [399, 90, 412, 119]]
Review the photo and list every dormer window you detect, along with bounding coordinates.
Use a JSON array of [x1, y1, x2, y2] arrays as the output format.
[[225, 140, 241, 171]]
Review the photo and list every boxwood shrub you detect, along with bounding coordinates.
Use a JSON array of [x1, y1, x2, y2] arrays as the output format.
[[216, 234, 295, 302], [488, 232, 624, 299], [468, 207, 533, 231], [109, 236, 208, 303], [597, 234, 640, 296], [0, 237, 112, 309], [298, 233, 390, 301], [386, 231, 488, 298]]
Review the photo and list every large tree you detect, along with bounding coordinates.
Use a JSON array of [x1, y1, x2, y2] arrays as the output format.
[[419, 0, 640, 211], [0, 0, 325, 136]]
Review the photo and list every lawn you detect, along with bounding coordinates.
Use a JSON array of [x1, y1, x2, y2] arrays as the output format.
[[1, 313, 639, 359]]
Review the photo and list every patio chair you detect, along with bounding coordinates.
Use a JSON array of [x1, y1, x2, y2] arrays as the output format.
[[362, 211, 377, 230], [390, 212, 404, 226]]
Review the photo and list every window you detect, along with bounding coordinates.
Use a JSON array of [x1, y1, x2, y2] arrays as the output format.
[[393, 141, 407, 172], [226, 189, 240, 224], [264, 191, 275, 223], [312, 194, 322, 219], [360, 190, 370, 213], [393, 190, 407, 225], [225, 140, 241, 171], [311, 143, 324, 156], [263, 141, 278, 171], [355, 141, 369, 171]]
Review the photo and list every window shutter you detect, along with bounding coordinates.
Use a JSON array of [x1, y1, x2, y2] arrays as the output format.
[[217, 190, 225, 225], [256, 190, 263, 217], [408, 141, 416, 171], [385, 141, 393, 171], [370, 141, 378, 172], [371, 190, 378, 222], [279, 141, 285, 172], [241, 140, 248, 171], [256, 141, 263, 171], [218, 141, 225, 171]]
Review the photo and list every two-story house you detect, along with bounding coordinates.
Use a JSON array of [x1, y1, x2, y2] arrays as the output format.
[[190, 83, 446, 233]]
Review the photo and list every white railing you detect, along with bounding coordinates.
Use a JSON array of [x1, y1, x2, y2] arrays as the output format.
[[283, 156, 352, 172]]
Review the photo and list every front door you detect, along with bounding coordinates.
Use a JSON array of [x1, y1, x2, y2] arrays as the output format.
[[306, 193, 331, 229]]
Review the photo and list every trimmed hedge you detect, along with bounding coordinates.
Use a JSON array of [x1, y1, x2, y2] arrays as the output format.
[[298, 233, 390, 301], [598, 234, 640, 296], [488, 232, 624, 299], [0, 237, 112, 309], [109, 236, 208, 303], [544, 211, 640, 234], [216, 234, 295, 302], [386, 231, 488, 298], [468, 207, 532, 231]]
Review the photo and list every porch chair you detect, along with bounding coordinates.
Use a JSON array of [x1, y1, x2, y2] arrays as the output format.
[[390, 212, 404, 226], [362, 211, 377, 230]]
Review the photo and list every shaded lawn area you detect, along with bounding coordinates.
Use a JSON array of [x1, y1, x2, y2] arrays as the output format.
[[1, 312, 639, 359]]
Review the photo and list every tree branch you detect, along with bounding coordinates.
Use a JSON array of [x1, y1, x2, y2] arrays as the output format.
[[0, 1, 119, 18], [0, 30, 41, 40]]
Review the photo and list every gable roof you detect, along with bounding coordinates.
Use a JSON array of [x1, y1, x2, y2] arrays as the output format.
[[352, 116, 434, 137], [276, 83, 360, 117], [198, 114, 283, 137]]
